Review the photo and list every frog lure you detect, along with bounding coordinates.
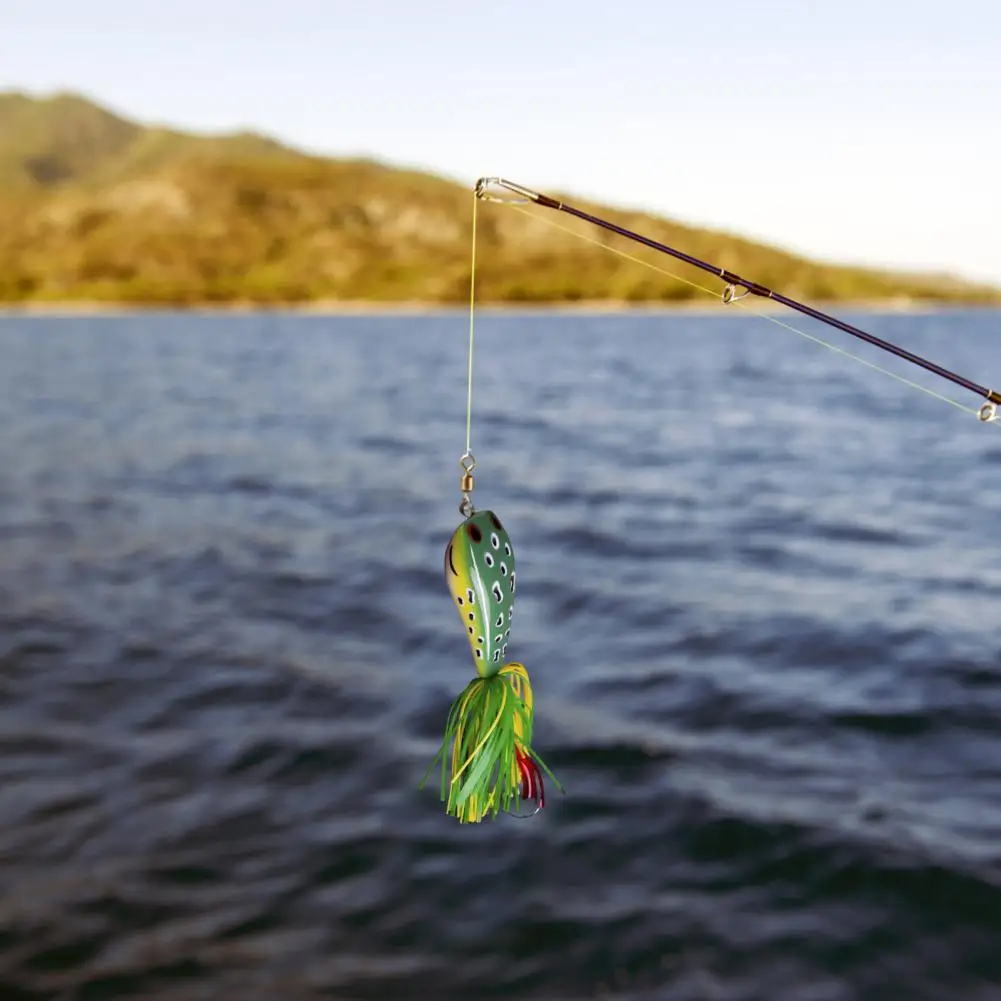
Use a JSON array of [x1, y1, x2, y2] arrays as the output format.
[[421, 457, 561, 823]]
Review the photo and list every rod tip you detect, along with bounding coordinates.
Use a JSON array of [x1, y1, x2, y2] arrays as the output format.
[[475, 178, 540, 204]]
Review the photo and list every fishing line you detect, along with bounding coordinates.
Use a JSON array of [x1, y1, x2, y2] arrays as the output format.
[[455, 190, 480, 520], [465, 190, 478, 458], [501, 201, 981, 419]]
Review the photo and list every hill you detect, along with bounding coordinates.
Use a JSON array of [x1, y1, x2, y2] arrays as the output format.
[[0, 91, 288, 189], [0, 91, 997, 307]]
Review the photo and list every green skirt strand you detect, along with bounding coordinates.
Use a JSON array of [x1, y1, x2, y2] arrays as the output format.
[[423, 662, 560, 823]]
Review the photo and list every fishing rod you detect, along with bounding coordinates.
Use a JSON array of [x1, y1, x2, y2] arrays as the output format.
[[475, 177, 1000, 423]]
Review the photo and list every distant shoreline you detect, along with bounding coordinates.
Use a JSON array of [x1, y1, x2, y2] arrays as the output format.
[[0, 297, 994, 318]]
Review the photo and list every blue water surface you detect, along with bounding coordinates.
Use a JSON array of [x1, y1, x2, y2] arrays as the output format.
[[1, 307, 1001, 1001]]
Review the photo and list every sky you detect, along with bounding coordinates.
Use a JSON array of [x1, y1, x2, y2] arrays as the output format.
[[3, 0, 1000, 285]]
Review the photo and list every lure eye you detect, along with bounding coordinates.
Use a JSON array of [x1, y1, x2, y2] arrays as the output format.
[[490, 513, 503, 531], [467, 523, 482, 543]]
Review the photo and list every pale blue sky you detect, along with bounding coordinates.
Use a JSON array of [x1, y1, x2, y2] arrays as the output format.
[[3, 0, 1000, 284]]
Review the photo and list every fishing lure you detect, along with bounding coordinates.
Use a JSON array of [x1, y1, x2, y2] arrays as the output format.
[[422, 457, 560, 822]]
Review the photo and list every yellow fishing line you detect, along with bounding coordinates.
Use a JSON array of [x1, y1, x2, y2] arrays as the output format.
[[465, 191, 478, 456]]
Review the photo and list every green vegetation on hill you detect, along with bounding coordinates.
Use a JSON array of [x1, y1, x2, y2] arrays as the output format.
[[0, 91, 287, 189], [0, 91, 997, 307]]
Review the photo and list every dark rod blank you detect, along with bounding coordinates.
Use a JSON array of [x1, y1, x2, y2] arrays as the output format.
[[477, 177, 1000, 407]]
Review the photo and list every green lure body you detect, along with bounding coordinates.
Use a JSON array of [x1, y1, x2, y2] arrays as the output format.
[[443, 509, 516, 677]]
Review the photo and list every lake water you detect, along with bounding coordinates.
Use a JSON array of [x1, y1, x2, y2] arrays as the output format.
[[2, 307, 1001, 1001]]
